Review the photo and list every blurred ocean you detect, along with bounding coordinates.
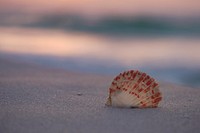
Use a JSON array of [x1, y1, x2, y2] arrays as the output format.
[[0, 15, 200, 88], [1, 15, 200, 36]]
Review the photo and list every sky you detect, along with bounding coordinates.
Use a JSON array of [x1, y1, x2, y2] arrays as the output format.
[[0, 0, 200, 18]]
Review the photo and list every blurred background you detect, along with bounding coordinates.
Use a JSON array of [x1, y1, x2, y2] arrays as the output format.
[[0, 0, 200, 88]]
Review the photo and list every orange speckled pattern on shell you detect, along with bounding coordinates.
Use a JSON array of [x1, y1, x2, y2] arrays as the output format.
[[106, 70, 162, 108]]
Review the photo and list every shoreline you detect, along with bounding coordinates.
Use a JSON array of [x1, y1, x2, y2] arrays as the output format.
[[1, 52, 200, 89]]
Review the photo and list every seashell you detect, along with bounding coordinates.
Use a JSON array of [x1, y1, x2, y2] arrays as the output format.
[[105, 70, 162, 108]]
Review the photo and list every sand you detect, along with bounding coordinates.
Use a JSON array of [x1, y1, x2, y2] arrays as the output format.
[[0, 57, 200, 133]]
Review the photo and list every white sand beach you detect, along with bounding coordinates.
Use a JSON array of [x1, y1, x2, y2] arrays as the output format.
[[0, 57, 200, 133]]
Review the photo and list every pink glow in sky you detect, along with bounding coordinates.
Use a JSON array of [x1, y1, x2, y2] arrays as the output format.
[[1, 27, 200, 67], [0, 0, 200, 18]]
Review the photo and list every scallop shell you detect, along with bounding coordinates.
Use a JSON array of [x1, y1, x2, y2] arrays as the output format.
[[105, 70, 162, 108]]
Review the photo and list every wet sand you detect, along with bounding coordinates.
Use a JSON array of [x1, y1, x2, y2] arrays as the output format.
[[0, 57, 200, 133]]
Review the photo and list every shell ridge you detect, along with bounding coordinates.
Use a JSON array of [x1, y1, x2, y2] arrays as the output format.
[[106, 70, 162, 108]]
